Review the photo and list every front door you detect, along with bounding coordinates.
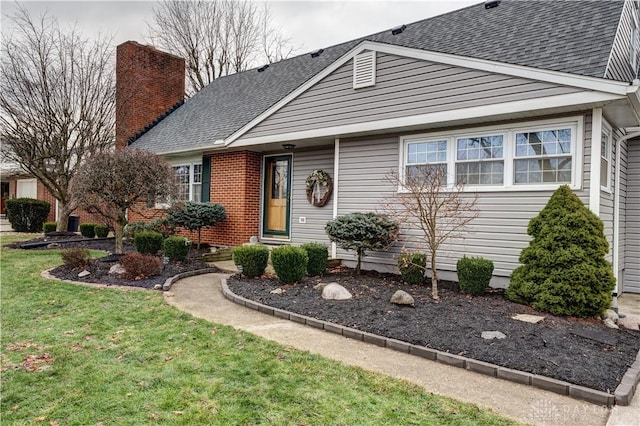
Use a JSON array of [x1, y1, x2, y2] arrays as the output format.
[[263, 155, 291, 238]]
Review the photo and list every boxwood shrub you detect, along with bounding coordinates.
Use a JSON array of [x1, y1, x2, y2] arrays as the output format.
[[398, 253, 427, 285], [6, 198, 50, 232], [301, 242, 328, 276], [43, 222, 57, 234], [94, 224, 110, 238], [163, 237, 191, 262], [232, 245, 269, 278], [456, 256, 494, 296], [134, 231, 164, 255], [271, 245, 308, 284], [79, 223, 97, 238]]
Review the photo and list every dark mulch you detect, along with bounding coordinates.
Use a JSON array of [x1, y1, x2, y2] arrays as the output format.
[[227, 267, 640, 394], [9, 235, 216, 289]]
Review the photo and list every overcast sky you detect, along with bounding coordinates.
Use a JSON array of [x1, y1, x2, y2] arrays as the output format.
[[1, 0, 477, 53]]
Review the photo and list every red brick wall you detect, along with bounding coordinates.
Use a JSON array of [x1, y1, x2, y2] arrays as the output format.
[[116, 41, 185, 149], [128, 151, 262, 247]]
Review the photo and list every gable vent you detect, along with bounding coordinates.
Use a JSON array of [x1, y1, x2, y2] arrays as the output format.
[[353, 51, 376, 89]]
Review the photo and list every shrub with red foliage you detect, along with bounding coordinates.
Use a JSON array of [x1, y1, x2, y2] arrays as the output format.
[[120, 253, 162, 280]]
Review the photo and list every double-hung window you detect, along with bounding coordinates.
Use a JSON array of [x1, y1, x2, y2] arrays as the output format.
[[400, 118, 581, 191], [173, 163, 202, 202], [600, 128, 612, 191]]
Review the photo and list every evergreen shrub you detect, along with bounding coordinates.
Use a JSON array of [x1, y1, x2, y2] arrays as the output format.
[[398, 253, 427, 285], [456, 256, 494, 295], [79, 223, 97, 238], [232, 245, 269, 278], [43, 222, 57, 234], [134, 231, 164, 255], [271, 245, 308, 284], [506, 185, 615, 317], [6, 198, 50, 232], [94, 224, 110, 238], [163, 237, 191, 262], [301, 242, 328, 276]]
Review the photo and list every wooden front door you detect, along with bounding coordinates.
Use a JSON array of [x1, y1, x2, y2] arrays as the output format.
[[263, 155, 291, 238]]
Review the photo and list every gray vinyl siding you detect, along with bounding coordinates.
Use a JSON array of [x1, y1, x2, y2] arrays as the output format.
[[332, 114, 592, 286], [624, 139, 640, 293], [605, 1, 638, 82], [244, 53, 584, 140], [290, 147, 334, 246]]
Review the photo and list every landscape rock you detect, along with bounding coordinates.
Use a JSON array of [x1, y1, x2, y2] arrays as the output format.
[[270, 288, 285, 295], [47, 243, 61, 249], [321, 283, 352, 300], [390, 290, 415, 306], [109, 263, 126, 275], [512, 314, 545, 324], [481, 331, 506, 340], [153, 284, 162, 290], [77, 270, 91, 278], [602, 309, 619, 322], [603, 318, 620, 329], [313, 283, 328, 291]]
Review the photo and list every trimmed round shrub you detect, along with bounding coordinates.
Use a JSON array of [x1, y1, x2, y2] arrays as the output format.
[[134, 231, 164, 255], [301, 242, 328, 276], [398, 253, 427, 285], [164, 237, 191, 262], [271, 245, 308, 284], [506, 185, 615, 317], [456, 256, 494, 295], [120, 253, 162, 280], [79, 223, 97, 238], [124, 221, 147, 240], [232, 245, 269, 278], [6, 198, 50, 232], [94, 224, 110, 238], [61, 248, 92, 270], [43, 222, 57, 234]]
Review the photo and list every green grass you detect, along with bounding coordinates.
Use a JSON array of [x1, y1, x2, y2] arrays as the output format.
[[0, 235, 518, 425]]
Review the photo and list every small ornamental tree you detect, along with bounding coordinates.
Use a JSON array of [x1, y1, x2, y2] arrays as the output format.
[[325, 212, 399, 274], [70, 149, 177, 254], [506, 185, 615, 317], [167, 202, 226, 249]]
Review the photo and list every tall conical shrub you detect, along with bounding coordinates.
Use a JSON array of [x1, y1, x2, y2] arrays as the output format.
[[506, 185, 615, 317]]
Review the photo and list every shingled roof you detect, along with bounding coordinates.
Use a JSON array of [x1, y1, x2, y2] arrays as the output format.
[[131, 0, 625, 154]]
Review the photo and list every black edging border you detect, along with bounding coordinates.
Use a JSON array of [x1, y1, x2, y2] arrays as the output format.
[[220, 278, 640, 408]]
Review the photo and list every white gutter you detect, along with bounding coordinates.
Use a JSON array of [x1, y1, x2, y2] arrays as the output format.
[[331, 137, 340, 259]]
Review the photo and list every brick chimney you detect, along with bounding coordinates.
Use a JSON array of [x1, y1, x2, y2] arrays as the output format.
[[116, 41, 185, 149]]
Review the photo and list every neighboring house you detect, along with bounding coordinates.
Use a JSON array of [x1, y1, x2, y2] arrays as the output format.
[[120, 1, 640, 295]]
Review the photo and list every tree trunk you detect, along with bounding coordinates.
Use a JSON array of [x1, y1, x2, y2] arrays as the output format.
[[355, 249, 363, 275], [197, 228, 202, 250], [56, 203, 74, 232], [431, 253, 439, 300], [114, 221, 125, 254]]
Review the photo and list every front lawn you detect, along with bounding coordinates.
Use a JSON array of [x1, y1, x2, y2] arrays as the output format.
[[0, 236, 516, 425]]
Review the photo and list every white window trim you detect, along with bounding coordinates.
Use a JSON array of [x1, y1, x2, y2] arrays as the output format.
[[155, 160, 203, 208], [600, 123, 613, 193], [398, 116, 584, 193]]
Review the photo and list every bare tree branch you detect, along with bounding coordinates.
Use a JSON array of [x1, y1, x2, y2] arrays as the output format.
[[0, 6, 115, 230], [384, 167, 478, 299]]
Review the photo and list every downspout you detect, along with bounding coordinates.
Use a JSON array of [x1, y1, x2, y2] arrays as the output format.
[[332, 138, 340, 259]]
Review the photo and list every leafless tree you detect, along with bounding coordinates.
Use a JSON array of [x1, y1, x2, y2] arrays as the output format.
[[385, 166, 478, 299], [0, 7, 115, 231], [147, 0, 296, 95], [71, 149, 177, 254]]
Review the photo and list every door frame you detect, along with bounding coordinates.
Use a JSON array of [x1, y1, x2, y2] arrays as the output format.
[[261, 154, 292, 240]]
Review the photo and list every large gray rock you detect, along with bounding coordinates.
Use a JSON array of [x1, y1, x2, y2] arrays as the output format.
[[322, 283, 352, 300], [313, 283, 328, 291], [109, 263, 126, 275], [77, 270, 91, 278], [602, 309, 619, 322], [481, 331, 506, 340], [603, 318, 619, 329], [390, 290, 415, 306]]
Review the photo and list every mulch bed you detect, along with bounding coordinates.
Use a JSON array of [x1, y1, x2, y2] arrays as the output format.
[[226, 267, 640, 394], [8, 234, 216, 289]]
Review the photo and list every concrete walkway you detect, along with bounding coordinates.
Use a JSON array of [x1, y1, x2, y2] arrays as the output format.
[[164, 272, 640, 426]]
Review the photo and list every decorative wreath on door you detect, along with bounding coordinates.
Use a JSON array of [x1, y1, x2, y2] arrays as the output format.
[[305, 169, 333, 207]]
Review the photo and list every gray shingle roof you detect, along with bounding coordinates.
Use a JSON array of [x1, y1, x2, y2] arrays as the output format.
[[131, 0, 625, 154]]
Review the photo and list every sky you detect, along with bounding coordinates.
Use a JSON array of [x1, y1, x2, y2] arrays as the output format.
[[0, 0, 478, 53]]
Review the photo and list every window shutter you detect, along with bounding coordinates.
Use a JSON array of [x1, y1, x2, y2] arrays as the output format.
[[201, 156, 211, 202], [353, 51, 376, 89]]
